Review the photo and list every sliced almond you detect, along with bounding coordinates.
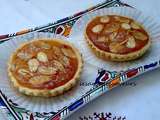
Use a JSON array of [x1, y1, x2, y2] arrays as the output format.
[[133, 31, 148, 40], [52, 60, 65, 71], [40, 42, 51, 49], [52, 46, 62, 55], [104, 23, 119, 33], [92, 24, 104, 33], [59, 56, 70, 67], [126, 36, 136, 48], [28, 44, 40, 52], [109, 42, 124, 53], [109, 32, 117, 41], [61, 48, 76, 58], [119, 39, 128, 45], [28, 59, 39, 72], [100, 16, 110, 23], [29, 75, 51, 85], [121, 23, 131, 30], [115, 16, 130, 23], [109, 42, 119, 53], [18, 69, 30, 76], [37, 52, 48, 62], [131, 22, 140, 29], [38, 66, 57, 75], [17, 52, 32, 61]]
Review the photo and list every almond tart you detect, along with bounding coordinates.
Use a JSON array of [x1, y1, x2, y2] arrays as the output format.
[[85, 15, 151, 61], [8, 39, 83, 97]]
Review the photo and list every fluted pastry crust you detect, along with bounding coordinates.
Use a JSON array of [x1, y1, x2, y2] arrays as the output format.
[[84, 15, 151, 61], [8, 38, 83, 97], [85, 32, 151, 61]]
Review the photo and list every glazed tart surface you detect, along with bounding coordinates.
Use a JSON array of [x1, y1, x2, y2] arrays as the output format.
[[85, 15, 151, 61], [8, 39, 83, 97]]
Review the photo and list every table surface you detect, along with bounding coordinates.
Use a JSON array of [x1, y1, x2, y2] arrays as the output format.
[[0, 0, 160, 120]]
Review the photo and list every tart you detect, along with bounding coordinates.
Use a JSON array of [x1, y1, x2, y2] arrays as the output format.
[[8, 39, 83, 97], [85, 15, 151, 61]]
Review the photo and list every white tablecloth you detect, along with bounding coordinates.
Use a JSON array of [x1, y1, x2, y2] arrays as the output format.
[[0, 0, 160, 119]]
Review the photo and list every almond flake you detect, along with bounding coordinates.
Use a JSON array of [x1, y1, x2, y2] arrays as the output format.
[[126, 36, 136, 48], [37, 52, 48, 62], [59, 56, 70, 67], [17, 52, 32, 61], [52, 60, 65, 71], [109, 42, 124, 53], [18, 69, 30, 76], [40, 42, 51, 49], [52, 46, 62, 56], [29, 75, 51, 85], [109, 32, 118, 41], [133, 31, 148, 40], [131, 22, 140, 29], [38, 66, 57, 75], [28, 59, 39, 72], [100, 16, 110, 23], [115, 16, 130, 23], [92, 24, 104, 33], [121, 23, 131, 30], [104, 23, 119, 33], [61, 48, 76, 58]]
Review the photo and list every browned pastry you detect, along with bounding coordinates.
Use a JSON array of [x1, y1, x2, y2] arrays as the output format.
[[85, 15, 151, 61], [8, 39, 83, 97]]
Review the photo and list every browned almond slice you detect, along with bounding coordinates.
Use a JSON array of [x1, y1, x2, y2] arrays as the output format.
[[28, 44, 40, 52], [100, 16, 110, 23], [40, 42, 51, 49], [37, 52, 48, 62], [18, 69, 30, 76], [17, 52, 32, 61], [61, 48, 76, 58], [109, 32, 117, 41], [109, 42, 119, 53], [52, 46, 62, 55], [131, 22, 140, 29], [121, 23, 131, 30], [119, 39, 128, 45], [126, 36, 136, 48], [29, 75, 51, 85], [38, 66, 57, 75], [59, 56, 70, 67], [133, 31, 148, 40], [104, 23, 119, 33], [114, 16, 130, 23], [92, 24, 104, 33], [109, 42, 124, 53], [97, 36, 106, 42], [52, 60, 65, 71], [28, 59, 39, 72]]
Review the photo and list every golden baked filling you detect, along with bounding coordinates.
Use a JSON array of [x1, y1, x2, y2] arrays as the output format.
[[85, 15, 150, 61], [85, 15, 151, 61], [8, 39, 83, 97], [86, 15, 149, 54]]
